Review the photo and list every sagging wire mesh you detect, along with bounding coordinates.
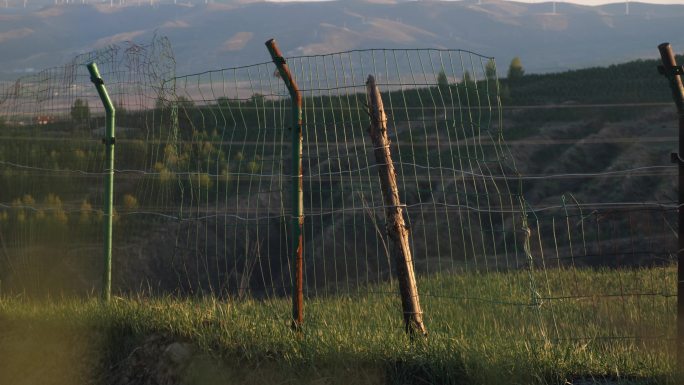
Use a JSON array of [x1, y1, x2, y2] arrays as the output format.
[[159, 48, 545, 337], [207, 48, 673, 348], [162, 52, 519, 283], [527, 200, 676, 344], [153, 61, 292, 299], [282, 49, 534, 337], [0, 35, 175, 296]]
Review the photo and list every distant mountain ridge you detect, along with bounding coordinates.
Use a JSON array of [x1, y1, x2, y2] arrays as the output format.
[[1, 0, 684, 78]]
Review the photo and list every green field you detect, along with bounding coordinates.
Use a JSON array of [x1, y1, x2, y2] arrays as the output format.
[[0, 266, 676, 385]]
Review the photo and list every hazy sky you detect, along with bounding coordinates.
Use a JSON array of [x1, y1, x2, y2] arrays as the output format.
[[510, 0, 684, 4], [265, 0, 684, 5]]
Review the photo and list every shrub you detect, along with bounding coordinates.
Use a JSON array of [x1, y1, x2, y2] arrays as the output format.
[[122, 194, 138, 210]]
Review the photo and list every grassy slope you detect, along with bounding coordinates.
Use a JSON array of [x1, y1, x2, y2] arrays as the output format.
[[0, 266, 676, 385]]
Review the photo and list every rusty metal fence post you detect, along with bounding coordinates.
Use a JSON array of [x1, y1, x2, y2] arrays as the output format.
[[366, 75, 427, 337], [658, 42, 684, 380], [265, 39, 304, 330]]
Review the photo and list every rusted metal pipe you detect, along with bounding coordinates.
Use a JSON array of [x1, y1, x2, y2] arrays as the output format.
[[658, 42, 684, 380], [265, 38, 304, 330]]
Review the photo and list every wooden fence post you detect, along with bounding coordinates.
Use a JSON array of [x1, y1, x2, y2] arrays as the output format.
[[366, 75, 427, 337]]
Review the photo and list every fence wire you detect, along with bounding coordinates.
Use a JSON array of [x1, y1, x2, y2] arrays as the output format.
[[0, 38, 676, 361], [0, 36, 176, 296]]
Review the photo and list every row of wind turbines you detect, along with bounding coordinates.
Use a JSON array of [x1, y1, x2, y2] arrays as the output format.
[[1, 0, 636, 15], [2, 0, 214, 8]]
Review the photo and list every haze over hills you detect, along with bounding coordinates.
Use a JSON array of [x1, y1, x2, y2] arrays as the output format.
[[1, 0, 684, 78]]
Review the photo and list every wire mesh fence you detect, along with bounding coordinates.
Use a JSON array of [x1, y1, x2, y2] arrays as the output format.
[[0, 36, 677, 358], [0, 36, 175, 296]]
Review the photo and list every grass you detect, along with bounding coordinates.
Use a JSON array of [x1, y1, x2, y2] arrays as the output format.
[[0, 266, 676, 385]]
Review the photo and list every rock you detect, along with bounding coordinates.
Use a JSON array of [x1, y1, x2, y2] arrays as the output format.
[[111, 335, 196, 385], [163, 342, 194, 366]]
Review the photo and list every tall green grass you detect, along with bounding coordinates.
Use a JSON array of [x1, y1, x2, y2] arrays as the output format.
[[0, 266, 676, 384]]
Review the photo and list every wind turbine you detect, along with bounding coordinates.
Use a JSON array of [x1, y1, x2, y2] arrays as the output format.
[[625, 0, 630, 15]]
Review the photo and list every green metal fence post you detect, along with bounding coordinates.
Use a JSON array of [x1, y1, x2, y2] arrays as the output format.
[[87, 62, 115, 302], [265, 38, 304, 330]]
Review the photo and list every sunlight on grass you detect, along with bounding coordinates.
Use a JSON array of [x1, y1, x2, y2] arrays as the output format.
[[0, 266, 676, 385]]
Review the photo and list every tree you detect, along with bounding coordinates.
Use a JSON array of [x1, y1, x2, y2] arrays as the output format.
[[112, 100, 127, 126], [462, 71, 474, 88], [249, 93, 265, 105], [114, 100, 126, 117], [485, 59, 497, 80], [507, 57, 525, 81], [500, 84, 512, 104], [154, 97, 167, 110], [70, 98, 90, 125], [175, 96, 195, 109], [122, 194, 139, 210], [217, 97, 234, 107], [436, 70, 449, 89]]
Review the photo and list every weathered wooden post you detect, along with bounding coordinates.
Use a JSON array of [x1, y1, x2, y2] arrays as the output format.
[[366, 75, 427, 337]]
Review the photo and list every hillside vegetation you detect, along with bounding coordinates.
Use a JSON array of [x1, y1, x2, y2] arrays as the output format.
[[498, 56, 678, 211], [505, 56, 678, 105]]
